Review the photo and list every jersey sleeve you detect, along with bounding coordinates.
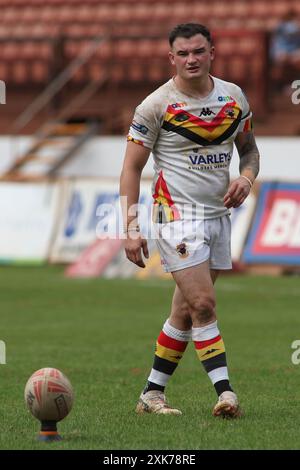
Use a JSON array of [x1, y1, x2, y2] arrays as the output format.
[[237, 89, 253, 132], [127, 99, 161, 150]]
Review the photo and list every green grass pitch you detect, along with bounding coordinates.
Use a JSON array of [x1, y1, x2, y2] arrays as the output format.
[[0, 265, 300, 450]]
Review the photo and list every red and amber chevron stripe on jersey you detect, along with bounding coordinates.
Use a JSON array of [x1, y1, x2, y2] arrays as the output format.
[[152, 170, 181, 222], [155, 331, 188, 363], [194, 335, 225, 361], [162, 102, 242, 146]]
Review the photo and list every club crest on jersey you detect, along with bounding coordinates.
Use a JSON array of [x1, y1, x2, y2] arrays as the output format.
[[176, 242, 189, 258], [225, 107, 235, 118]]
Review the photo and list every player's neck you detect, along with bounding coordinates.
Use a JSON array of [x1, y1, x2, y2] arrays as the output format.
[[173, 75, 214, 99]]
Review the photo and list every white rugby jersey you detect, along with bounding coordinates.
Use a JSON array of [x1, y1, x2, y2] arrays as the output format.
[[127, 76, 252, 221]]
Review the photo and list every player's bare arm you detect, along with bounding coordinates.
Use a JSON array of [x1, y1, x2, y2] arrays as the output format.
[[224, 131, 260, 209], [119, 141, 150, 268]]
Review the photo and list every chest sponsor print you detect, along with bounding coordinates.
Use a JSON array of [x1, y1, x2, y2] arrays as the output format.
[[188, 151, 232, 170]]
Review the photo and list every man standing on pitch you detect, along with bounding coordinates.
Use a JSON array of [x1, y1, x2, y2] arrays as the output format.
[[120, 23, 259, 418]]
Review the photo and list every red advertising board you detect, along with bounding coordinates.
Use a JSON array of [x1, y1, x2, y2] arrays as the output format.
[[244, 182, 300, 264]]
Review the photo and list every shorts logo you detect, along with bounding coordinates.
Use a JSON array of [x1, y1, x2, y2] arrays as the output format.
[[176, 242, 189, 258], [130, 120, 149, 135]]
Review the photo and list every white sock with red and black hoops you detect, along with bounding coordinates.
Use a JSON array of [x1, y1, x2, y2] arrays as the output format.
[[143, 319, 191, 394], [192, 320, 233, 396]]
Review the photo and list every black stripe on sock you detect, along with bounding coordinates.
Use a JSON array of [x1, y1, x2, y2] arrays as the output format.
[[153, 355, 178, 375], [201, 352, 227, 373], [143, 381, 165, 394], [214, 380, 233, 396]]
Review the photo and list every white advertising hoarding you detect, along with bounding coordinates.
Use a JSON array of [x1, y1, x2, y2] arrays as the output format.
[[50, 179, 120, 263], [0, 182, 60, 264]]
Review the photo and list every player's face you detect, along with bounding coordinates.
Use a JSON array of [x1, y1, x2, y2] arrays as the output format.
[[169, 34, 214, 81]]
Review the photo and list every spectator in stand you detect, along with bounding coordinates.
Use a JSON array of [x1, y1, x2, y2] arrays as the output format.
[[270, 9, 300, 90]]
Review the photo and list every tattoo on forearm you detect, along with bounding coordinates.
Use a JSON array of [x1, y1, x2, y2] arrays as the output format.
[[236, 133, 260, 178]]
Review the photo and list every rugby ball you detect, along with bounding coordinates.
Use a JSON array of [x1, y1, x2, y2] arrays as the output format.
[[24, 368, 74, 422]]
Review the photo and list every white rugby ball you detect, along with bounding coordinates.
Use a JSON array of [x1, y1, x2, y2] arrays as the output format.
[[24, 368, 74, 422]]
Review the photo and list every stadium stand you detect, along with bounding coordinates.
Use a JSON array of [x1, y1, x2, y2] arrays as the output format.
[[0, 0, 299, 136]]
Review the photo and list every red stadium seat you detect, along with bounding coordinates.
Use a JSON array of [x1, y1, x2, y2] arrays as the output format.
[[2, 7, 17, 24], [31, 61, 49, 82], [2, 42, 19, 61], [128, 63, 145, 82], [21, 42, 40, 60], [70, 67, 85, 83], [13, 61, 28, 83], [95, 5, 112, 23], [210, 1, 231, 19], [113, 4, 131, 23], [211, 59, 226, 79], [151, 4, 170, 22], [154, 39, 170, 59], [89, 62, 104, 81], [132, 4, 152, 22], [110, 63, 125, 83], [94, 41, 113, 60], [230, 57, 248, 83], [192, 3, 211, 22], [115, 40, 136, 59], [0, 62, 9, 81], [215, 39, 234, 56], [136, 39, 155, 59], [231, 0, 251, 21], [250, 1, 271, 18]]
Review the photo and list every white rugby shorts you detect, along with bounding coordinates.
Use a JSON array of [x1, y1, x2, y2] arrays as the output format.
[[153, 215, 232, 273]]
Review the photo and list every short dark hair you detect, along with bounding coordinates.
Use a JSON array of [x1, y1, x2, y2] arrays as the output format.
[[169, 23, 212, 47]]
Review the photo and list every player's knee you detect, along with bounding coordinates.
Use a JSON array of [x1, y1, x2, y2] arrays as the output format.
[[171, 302, 192, 329], [189, 295, 215, 323]]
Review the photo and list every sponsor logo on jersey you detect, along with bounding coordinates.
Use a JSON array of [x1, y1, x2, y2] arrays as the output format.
[[218, 95, 234, 102], [130, 120, 149, 135], [170, 102, 187, 109], [188, 152, 231, 166]]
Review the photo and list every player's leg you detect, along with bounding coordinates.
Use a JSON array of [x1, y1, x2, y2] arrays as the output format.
[[172, 261, 240, 418], [136, 286, 191, 415], [210, 269, 219, 284], [168, 285, 193, 330]]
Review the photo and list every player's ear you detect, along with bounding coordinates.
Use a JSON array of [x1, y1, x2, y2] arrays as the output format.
[[169, 51, 175, 66], [210, 46, 215, 61]]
